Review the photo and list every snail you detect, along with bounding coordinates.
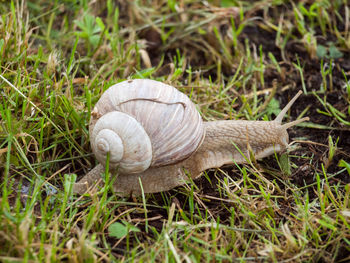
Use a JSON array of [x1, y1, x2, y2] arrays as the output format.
[[73, 79, 308, 195]]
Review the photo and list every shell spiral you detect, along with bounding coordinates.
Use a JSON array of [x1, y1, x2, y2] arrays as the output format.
[[90, 79, 205, 174]]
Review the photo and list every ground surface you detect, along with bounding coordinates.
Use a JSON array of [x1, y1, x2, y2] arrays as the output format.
[[0, 0, 350, 262]]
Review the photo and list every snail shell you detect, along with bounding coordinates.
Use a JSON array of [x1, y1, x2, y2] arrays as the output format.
[[90, 79, 205, 174]]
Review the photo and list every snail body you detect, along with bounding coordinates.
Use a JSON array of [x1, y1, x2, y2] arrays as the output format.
[[74, 79, 308, 195]]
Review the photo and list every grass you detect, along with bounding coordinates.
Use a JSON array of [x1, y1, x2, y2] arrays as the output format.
[[0, 0, 350, 262]]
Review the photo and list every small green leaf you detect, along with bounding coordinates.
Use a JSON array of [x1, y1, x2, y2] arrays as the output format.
[[74, 13, 101, 48], [95, 17, 105, 31], [329, 44, 343, 59], [89, 35, 100, 47], [108, 221, 140, 239], [128, 224, 141, 232], [266, 98, 281, 116], [338, 159, 350, 175], [316, 45, 327, 59], [108, 222, 128, 238]]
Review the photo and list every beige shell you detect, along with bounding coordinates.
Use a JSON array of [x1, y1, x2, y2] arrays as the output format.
[[90, 79, 205, 174]]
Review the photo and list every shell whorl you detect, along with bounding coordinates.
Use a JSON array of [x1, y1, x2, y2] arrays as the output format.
[[89, 79, 205, 174], [91, 111, 153, 173]]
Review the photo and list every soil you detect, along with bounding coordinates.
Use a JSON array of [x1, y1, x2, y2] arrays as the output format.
[[108, 5, 350, 257]]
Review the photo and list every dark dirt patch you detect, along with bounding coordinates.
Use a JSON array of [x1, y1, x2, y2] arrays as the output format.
[[237, 16, 350, 188]]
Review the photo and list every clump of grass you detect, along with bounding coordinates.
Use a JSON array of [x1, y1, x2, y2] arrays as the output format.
[[0, 0, 349, 262]]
